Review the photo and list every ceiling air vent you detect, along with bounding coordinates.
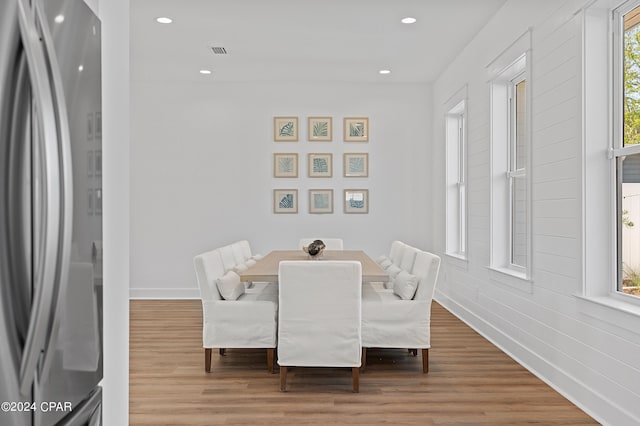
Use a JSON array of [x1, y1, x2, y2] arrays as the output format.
[[211, 46, 228, 55]]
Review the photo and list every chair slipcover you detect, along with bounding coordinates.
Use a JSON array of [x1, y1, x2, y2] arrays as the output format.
[[194, 246, 277, 372], [278, 260, 362, 368], [361, 246, 440, 373]]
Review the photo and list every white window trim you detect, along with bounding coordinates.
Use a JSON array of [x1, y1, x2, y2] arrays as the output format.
[[581, 0, 640, 318], [445, 85, 468, 263], [488, 30, 533, 282]]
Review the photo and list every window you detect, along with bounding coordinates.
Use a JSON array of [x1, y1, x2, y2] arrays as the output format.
[[510, 76, 527, 270], [446, 99, 467, 259], [488, 31, 531, 280], [615, 1, 640, 299]]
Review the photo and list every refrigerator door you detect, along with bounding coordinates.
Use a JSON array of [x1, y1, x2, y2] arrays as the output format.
[[32, 0, 103, 425], [1, 3, 33, 425]]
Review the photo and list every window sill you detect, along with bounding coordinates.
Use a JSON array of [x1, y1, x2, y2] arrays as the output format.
[[445, 253, 468, 270], [575, 294, 640, 322], [488, 266, 533, 294]]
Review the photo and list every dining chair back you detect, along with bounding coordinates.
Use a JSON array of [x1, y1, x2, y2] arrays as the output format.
[[277, 260, 362, 391]]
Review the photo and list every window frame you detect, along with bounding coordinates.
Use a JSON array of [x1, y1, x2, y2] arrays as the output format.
[[445, 91, 468, 261], [487, 30, 532, 283], [613, 0, 640, 301], [581, 0, 640, 319], [508, 73, 527, 273]]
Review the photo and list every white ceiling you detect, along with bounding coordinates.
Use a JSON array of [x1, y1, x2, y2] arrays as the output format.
[[130, 0, 507, 84]]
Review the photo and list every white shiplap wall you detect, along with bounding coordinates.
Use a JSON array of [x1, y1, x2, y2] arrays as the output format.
[[432, 1, 640, 424]]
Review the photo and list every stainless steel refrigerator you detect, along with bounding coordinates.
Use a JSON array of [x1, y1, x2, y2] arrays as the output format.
[[0, 0, 103, 424]]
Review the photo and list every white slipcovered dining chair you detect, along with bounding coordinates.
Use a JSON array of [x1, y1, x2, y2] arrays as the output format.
[[362, 248, 441, 373], [193, 248, 277, 373], [298, 238, 344, 250], [278, 261, 362, 392]]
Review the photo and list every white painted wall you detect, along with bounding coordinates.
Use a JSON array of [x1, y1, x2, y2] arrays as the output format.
[[130, 81, 432, 297], [432, 1, 640, 424], [92, 0, 130, 423]]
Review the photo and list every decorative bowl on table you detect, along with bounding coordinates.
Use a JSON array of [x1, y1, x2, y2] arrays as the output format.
[[303, 239, 326, 259]]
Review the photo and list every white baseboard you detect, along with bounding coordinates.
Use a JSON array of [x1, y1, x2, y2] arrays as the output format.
[[434, 290, 635, 426], [129, 287, 200, 299]]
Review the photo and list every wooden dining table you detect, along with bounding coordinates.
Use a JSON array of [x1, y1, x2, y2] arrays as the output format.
[[239, 250, 389, 284]]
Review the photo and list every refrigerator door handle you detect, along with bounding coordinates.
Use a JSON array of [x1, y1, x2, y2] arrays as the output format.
[[33, 0, 75, 380], [15, 0, 64, 397]]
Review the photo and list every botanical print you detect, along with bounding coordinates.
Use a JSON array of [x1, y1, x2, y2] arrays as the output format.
[[279, 121, 295, 137], [309, 189, 333, 214], [279, 193, 294, 208], [308, 117, 332, 141], [313, 157, 328, 173], [278, 157, 294, 173], [344, 117, 369, 142], [313, 121, 328, 137], [313, 193, 329, 209], [308, 153, 332, 177], [349, 121, 365, 137], [274, 189, 298, 213], [274, 117, 298, 141], [274, 153, 298, 177], [344, 153, 368, 177], [348, 195, 364, 208], [344, 189, 368, 213]]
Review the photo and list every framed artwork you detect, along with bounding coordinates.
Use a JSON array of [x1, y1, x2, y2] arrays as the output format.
[[309, 189, 333, 214], [344, 189, 369, 214], [88, 189, 93, 215], [273, 153, 298, 178], [87, 113, 93, 141], [308, 153, 332, 178], [274, 189, 298, 213], [95, 112, 102, 139], [344, 153, 369, 177], [95, 188, 103, 215], [88, 151, 94, 177], [308, 116, 332, 141], [344, 117, 369, 142], [95, 150, 102, 176], [274, 116, 299, 141]]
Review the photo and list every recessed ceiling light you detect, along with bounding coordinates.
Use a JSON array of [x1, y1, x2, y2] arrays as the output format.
[[156, 17, 173, 24], [401, 17, 417, 24], [199, 69, 212, 75], [379, 69, 391, 75], [54, 15, 64, 24], [78, 65, 84, 72]]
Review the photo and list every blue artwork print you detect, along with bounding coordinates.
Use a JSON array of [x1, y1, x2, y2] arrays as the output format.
[[279, 194, 294, 209], [279, 121, 295, 137], [349, 157, 364, 173], [313, 158, 328, 173], [314, 194, 329, 209], [349, 199, 365, 209], [349, 122, 365, 137]]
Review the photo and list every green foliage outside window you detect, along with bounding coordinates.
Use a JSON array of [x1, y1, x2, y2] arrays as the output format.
[[625, 25, 640, 145]]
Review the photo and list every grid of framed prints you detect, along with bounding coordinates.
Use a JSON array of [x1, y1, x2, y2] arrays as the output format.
[[87, 110, 102, 216], [272, 115, 370, 214]]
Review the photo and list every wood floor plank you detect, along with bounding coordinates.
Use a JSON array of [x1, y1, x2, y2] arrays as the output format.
[[129, 300, 597, 425]]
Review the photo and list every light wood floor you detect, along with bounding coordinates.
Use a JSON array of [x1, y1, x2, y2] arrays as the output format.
[[130, 300, 598, 425]]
